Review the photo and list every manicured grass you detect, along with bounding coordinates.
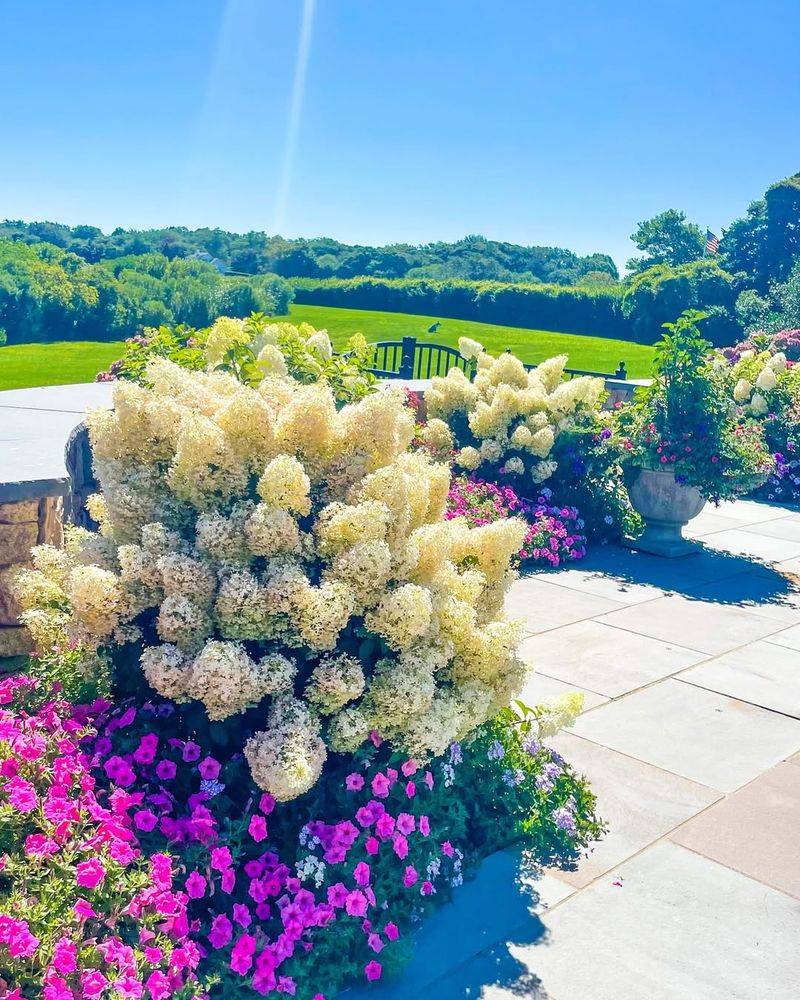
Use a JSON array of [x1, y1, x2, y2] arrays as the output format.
[[0, 306, 655, 391], [0, 341, 125, 391], [289, 304, 655, 377]]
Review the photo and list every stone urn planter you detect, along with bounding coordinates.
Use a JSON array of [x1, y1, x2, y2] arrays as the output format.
[[625, 467, 705, 557]]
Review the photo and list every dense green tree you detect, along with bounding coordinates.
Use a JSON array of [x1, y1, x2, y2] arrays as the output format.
[[722, 174, 800, 291], [626, 210, 705, 273], [621, 259, 740, 345]]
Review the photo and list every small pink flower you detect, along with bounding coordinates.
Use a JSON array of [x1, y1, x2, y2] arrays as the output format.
[[405, 781, 416, 799], [364, 960, 382, 981], [353, 861, 370, 887], [371, 773, 390, 798], [442, 841, 455, 857], [364, 836, 380, 856], [232, 903, 252, 927], [403, 866, 418, 888], [345, 772, 365, 791], [421, 880, 434, 895], [249, 814, 268, 842], [345, 890, 368, 916], [185, 871, 207, 899], [419, 815, 430, 836], [198, 757, 221, 781], [76, 858, 106, 890], [155, 759, 176, 781], [384, 922, 399, 941], [367, 932, 384, 954], [259, 792, 276, 815], [51, 937, 77, 975], [211, 846, 233, 871]]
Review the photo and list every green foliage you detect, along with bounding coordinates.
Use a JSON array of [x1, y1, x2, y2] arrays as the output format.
[[621, 259, 741, 346], [0, 239, 293, 344], [722, 173, 800, 291], [735, 260, 800, 334], [291, 275, 628, 340], [0, 221, 619, 286], [626, 209, 705, 274], [616, 311, 774, 501]]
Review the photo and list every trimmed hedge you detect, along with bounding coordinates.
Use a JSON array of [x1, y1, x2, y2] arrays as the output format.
[[291, 276, 637, 341]]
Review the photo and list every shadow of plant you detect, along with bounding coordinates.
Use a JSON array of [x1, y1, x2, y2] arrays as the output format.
[[547, 542, 800, 612]]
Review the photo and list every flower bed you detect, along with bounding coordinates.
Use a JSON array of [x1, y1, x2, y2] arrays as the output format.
[[2, 337, 605, 998], [0, 674, 601, 998]]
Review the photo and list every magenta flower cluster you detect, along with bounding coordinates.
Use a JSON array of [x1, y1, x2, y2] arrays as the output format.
[[446, 477, 586, 567], [0, 678, 463, 999]]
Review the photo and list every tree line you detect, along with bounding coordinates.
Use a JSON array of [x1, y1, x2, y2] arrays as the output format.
[[0, 242, 293, 344], [0, 224, 619, 287]]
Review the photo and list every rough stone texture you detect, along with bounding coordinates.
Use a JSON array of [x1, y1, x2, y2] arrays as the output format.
[[0, 565, 25, 626], [0, 521, 39, 567], [670, 762, 800, 899], [0, 500, 39, 524], [38, 496, 64, 547], [0, 626, 33, 657]]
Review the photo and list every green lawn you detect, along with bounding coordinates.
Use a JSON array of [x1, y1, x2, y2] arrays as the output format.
[[0, 305, 655, 391]]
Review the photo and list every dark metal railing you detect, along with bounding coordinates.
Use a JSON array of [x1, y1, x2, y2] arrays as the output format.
[[365, 337, 627, 382]]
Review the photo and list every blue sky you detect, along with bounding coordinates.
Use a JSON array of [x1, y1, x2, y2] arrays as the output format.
[[1, 0, 798, 270]]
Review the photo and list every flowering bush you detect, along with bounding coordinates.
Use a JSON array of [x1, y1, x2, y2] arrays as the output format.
[[17, 359, 530, 802], [0, 676, 602, 999], [97, 314, 377, 404], [446, 478, 587, 568], [614, 312, 774, 502], [721, 335, 800, 505], [425, 339, 606, 492]]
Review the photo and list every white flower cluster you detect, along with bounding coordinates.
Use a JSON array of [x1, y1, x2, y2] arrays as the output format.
[[728, 349, 789, 417], [427, 342, 604, 485], [18, 358, 528, 799]]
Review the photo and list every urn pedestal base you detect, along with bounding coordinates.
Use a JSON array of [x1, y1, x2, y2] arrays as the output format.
[[625, 467, 705, 559]]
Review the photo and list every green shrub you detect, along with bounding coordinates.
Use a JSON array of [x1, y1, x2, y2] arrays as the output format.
[[291, 276, 629, 340]]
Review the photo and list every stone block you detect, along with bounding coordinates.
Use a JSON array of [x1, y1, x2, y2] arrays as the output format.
[[38, 496, 64, 547], [0, 565, 25, 626], [0, 522, 39, 567], [0, 626, 33, 657], [0, 500, 39, 524]]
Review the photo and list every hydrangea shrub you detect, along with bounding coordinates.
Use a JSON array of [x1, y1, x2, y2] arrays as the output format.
[[425, 339, 605, 490], [17, 359, 529, 801]]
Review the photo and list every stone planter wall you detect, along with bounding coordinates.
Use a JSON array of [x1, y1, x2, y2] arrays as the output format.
[[0, 496, 64, 657]]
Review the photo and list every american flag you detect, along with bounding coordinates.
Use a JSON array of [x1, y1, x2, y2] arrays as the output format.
[[705, 229, 719, 255]]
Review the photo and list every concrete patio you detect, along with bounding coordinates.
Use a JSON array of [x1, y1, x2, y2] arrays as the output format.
[[358, 498, 800, 1000]]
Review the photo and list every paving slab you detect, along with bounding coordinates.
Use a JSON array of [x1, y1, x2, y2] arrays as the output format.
[[439, 842, 800, 1000], [546, 732, 720, 888], [676, 572, 800, 625], [347, 848, 570, 1000], [595, 593, 784, 655], [570, 678, 800, 792], [519, 620, 706, 698], [684, 511, 749, 537], [670, 762, 800, 899], [517, 671, 608, 713], [525, 564, 668, 605], [713, 498, 795, 523], [699, 527, 800, 563], [742, 516, 800, 543], [678, 641, 800, 718], [767, 624, 800, 650], [505, 578, 623, 635]]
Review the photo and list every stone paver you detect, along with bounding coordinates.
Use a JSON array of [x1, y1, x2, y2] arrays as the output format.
[[595, 592, 785, 655], [505, 577, 624, 635], [435, 842, 800, 1000], [767, 624, 800, 650], [678, 640, 800, 718], [570, 678, 800, 792], [677, 572, 800, 624], [519, 620, 706, 698], [527, 564, 668, 605], [670, 762, 800, 899], [547, 732, 720, 887], [684, 510, 749, 537], [699, 527, 800, 563]]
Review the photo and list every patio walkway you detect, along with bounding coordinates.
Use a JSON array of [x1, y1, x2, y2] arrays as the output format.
[[358, 498, 800, 1000]]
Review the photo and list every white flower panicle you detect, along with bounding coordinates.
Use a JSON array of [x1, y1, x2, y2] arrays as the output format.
[[17, 358, 529, 798]]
